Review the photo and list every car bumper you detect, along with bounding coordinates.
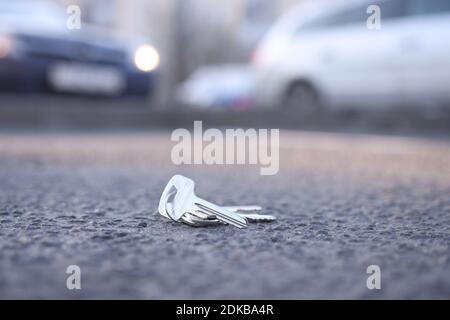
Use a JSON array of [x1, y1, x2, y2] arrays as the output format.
[[253, 68, 289, 109], [0, 55, 158, 97]]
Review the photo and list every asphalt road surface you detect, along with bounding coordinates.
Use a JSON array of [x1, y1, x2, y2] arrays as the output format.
[[0, 130, 449, 299]]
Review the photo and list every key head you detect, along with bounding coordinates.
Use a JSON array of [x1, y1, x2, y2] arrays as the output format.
[[158, 175, 196, 221]]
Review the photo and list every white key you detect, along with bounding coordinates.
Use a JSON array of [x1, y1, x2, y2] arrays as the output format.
[[158, 175, 248, 229]]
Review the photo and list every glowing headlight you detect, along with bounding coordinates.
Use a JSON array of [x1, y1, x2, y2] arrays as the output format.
[[134, 45, 160, 72], [0, 36, 12, 59]]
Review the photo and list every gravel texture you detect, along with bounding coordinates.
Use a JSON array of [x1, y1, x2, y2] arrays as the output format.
[[0, 131, 449, 299]]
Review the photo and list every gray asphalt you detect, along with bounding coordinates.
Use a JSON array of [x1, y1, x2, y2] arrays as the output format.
[[0, 131, 449, 299]]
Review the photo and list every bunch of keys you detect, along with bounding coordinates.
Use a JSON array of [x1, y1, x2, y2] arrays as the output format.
[[158, 175, 276, 228]]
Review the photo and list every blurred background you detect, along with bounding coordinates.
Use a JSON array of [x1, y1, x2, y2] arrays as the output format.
[[0, 0, 297, 105], [0, 0, 450, 131]]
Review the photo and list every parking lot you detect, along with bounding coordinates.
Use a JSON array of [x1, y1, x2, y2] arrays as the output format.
[[1, 128, 449, 299]]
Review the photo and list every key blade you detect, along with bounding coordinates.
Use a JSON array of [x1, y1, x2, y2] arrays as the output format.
[[196, 202, 248, 229], [182, 213, 220, 227], [190, 210, 215, 220], [239, 213, 276, 222], [196, 209, 276, 224], [224, 206, 262, 213]]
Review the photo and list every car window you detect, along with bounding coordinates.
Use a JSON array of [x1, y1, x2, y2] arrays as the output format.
[[412, 0, 450, 15], [300, 3, 368, 30], [377, 0, 412, 19], [299, 0, 411, 31], [0, 1, 65, 20]]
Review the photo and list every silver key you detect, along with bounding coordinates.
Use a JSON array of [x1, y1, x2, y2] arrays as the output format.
[[166, 202, 267, 224], [224, 206, 276, 222], [183, 212, 276, 226], [238, 213, 276, 222], [224, 206, 262, 213], [181, 212, 220, 227], [158, 175, 248, 229], [182, 206, 276, 227]]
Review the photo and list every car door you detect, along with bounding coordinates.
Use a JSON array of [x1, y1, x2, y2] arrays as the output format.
[[298, 0, 411, 109], [395, 0, 450, 107]]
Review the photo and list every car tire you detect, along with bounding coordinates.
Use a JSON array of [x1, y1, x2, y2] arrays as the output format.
[[284, 81, 322, 114]]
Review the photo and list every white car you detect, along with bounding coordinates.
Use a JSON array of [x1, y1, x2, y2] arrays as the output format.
[[252, 0, 450, 112], [175, 65, 255, 111]]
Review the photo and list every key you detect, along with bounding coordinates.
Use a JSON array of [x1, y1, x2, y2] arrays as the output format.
[[196, 205, 276, 222], [162, 192, 274, 227], [190, 205, 263, 220], [158, 175, 248, 229], [196, 206, 276, 222], [224, 206, 262, 213], [238, 213, 276, 222], [159, 175, 248, 228], [181, 212, 220, 227], [181, 205, 275, 227], [159, 185, 261, 220], [166, 201, 270, 225], [183, 211, 276, 227]]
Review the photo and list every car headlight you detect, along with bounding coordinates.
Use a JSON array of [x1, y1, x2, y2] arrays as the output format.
[[0, 36, 13, 59], [134, 45, 160, 72]]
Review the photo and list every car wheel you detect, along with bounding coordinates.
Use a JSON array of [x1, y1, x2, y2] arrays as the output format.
[[284, 81, 322, 114]]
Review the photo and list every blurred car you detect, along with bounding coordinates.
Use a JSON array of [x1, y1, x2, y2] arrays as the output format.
[[252, 0, 450, 112], [175, 65, 255, 111], [0, 0, 160, 97]]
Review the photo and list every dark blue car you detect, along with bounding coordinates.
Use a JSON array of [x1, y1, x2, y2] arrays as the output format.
[[0, 1, 159, 97]]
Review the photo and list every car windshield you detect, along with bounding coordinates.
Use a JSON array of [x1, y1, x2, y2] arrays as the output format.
[[0, 0, 65, 20], [267, 0, 368, 38]]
